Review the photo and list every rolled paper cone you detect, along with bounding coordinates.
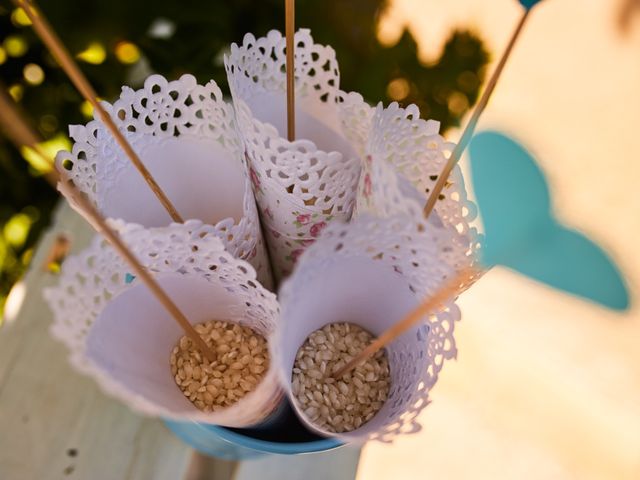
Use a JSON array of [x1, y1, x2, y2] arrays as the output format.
[[354, 161, 480, 287], [354, 150, 426, 220], [225, 29, 373, 283], [363, 102, 478, 234], [274, 215, 470, 442], [55, 74, 273, 289], [261, 229, 318, 282], [44, 227, 282, 426], [355, 102, 483, 290], [87, 272, 283, 426], [107, 218, 273, 290], [257, 193, 333, 281]]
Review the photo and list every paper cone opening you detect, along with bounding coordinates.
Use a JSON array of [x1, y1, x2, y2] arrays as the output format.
[[86, 273, 282, 427], [246, 92, 357, 161], [276, 256, 430, 442], [99, 137, 247, 228]]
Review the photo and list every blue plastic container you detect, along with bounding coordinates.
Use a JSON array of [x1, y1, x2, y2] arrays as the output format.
[[164, 404, 343, 459]]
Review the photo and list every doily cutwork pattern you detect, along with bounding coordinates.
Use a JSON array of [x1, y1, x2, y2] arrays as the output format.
[[56, 74, 240, 205], [54, 74, 271, 284], [357, 101, 483, 288], [44, 222, 280, 424], [225, 29, 372, 214], [278, 215, 466, 442], [367, 102, 478, 234], [224, 30, 374, 279]]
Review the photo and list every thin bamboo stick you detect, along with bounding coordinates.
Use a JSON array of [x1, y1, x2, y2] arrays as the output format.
[[422, 8, 531, 218], [0, 84, 59, 186], [285, 0, 296, 141], [332, 267, 477, 378]]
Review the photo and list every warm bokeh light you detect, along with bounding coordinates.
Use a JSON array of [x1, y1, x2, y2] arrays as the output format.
[[79, 100, 94, 118], [3, 214, 31, 249], [23, 63, 45, 86], [0, 47, 6, 65], [114, 41, 141, 64], [20, 134, 70, 174], [386, 77, 411, 100], [447, 91, 469, 116], [76, 42, 107, 65], [8, 84, 24, 102], [10, 8, 32, 27], [2, 281, 26, 327], [3, 35, 28, 57]]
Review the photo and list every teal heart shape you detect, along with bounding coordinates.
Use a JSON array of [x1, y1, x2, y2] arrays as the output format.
[[469, 131, 630, 311]]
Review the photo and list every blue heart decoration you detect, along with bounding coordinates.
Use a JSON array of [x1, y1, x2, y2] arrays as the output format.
[[469, 131, 630, 311]]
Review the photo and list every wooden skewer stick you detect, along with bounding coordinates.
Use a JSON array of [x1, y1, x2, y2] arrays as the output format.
[[285, 0, 296, 141], [13, 0, 184, 223], [422, 8, 531, 218], [0, 89, 214, 361], [332, 267, 478, 378], [0, 84, 59, 187]]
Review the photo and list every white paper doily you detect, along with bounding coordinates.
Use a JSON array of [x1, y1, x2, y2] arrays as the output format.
[[276, 214, 470, 443], [225, 29, 374, 281], [55, 74, 272, 287], [355, 101, 483, 287], [360, 102, 478, 235], [44, 222, 281, 427]]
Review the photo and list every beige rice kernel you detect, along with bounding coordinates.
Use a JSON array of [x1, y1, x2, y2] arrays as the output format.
[[291, 322, 390, 433], [170, 320, 269, 412]]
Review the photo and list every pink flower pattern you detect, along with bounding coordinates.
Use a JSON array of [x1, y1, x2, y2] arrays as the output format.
[[296, 214, 311, 225], [249, 167, 261, 190], [310, 221, 327, 238], [363, 173, 372, 198], [290, 249, 304, 262], [264, 210, 335, 276]]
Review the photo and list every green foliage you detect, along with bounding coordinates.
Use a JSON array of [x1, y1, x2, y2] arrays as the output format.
[[0, 0, 488, 314]]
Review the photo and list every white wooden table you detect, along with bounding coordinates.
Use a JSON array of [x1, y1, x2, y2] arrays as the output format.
[[0, 202, 360, 480]]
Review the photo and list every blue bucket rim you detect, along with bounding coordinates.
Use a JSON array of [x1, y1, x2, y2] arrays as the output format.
[[186, 421, 344, 455]]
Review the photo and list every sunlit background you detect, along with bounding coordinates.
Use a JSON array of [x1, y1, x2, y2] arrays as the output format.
[[0, 0, 639, 478], [359, 1, 640, 479]]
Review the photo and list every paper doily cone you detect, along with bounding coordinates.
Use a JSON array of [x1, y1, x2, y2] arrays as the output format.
[[44, 223, 282, 427], [225, 29, 373, 282], [359, 102, 477, 234], [55, 74, 273, 288], [275, 214, 474, 443]]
